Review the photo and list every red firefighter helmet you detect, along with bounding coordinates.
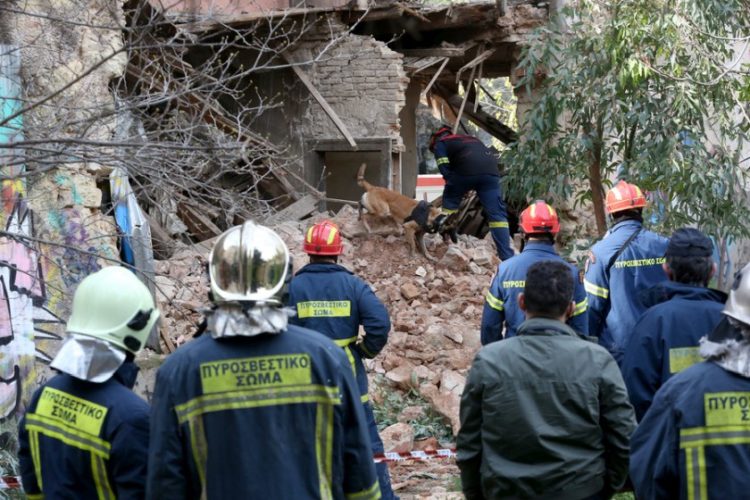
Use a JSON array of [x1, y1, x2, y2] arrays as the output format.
[[605, 180, 647, 214], [303, 220, 343, 256], [429, 124, 453, 152], [519, 200, 560, 235]]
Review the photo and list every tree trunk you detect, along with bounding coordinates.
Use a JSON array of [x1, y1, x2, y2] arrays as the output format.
[[588, 156, 607, 236], [586, 117, 608, 236]]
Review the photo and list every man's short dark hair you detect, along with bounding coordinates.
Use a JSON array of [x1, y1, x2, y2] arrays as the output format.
[[665, 227, 714, 286], [524, 261, 574, 318], [666, 255, 713, 286]]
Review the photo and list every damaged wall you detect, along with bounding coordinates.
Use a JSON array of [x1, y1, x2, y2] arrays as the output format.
[[246, 17, 409, 196], [0, 0, 125, 430]]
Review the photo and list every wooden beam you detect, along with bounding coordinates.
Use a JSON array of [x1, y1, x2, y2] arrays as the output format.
[[438, 85, 518, 144], [400, 47, 467, 58], [453, 61, 477, 133], [421, 58, 449, 97], [456, 48, 495, 83], [265, 194, 319, 226], [474, 61, 484, 112], [405, 56, 447, 75], [282, 53, 357, 148]]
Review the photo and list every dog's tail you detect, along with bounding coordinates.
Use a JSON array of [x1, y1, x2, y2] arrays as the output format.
[[356, 163, 372, 191]]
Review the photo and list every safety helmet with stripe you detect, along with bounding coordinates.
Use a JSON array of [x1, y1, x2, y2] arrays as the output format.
[[519, 200, 560, 235], [429, 124, 453, 152], [605, 180, 647, 214], [303, 219, 343, 256]]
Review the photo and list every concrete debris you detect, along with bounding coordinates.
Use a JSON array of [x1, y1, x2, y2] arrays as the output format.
[[439, 245, 470, 271], [400, 282, 422, 301], [381, 422, 416, 454]]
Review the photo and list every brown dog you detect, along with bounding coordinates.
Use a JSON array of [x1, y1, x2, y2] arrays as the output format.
[[357, 163, 443, 260]]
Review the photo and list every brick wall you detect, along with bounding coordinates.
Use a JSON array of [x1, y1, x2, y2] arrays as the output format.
[[291, 19, 409, 144]]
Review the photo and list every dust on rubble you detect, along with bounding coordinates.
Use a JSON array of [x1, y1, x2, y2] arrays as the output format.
[[152, 205, 502, 498]]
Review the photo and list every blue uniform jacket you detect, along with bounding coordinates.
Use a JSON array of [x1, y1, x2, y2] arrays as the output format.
[[433, 134, 499, 177], [584, 219, 668, 362], [289, 263, 391, 402], [481, 241, 588, 344], [146, 327, 380, 499], [18, 362, 149, 500], [622, 281, 726, 421], [630, 360, 750, 499]]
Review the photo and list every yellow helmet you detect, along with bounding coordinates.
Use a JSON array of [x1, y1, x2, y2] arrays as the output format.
[[66, 266, 159, 354], [209, 221, 290, 306]]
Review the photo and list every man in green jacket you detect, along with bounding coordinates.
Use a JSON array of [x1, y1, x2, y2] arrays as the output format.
[[457, 261, 636, 499]]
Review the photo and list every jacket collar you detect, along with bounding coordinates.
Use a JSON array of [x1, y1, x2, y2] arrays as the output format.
[[609, 219, 643, 234], [517, 317, 580, 338], [522, 241, 558, 255], [639, 281, 727, 309], [112, 361, 140, 389], [296, 262, 353, 275]]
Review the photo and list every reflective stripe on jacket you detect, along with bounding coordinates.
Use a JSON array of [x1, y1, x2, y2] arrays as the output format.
[[432, 134, 499, 177], [622, 281, 727, 421], [630, 359, 750, 499], [146, 327, 380, 500], [481, 241, 588, 344], [18, 363, 149, 500], [457, 318, 635, 499], [584, 219, 668, 362], [289, 263, 391, 401]]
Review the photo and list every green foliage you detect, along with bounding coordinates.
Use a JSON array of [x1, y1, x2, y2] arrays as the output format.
[[504, 0, 750, 241], [372, 380, 453, 444]]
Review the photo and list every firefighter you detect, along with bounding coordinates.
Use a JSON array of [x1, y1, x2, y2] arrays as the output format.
[[630, 262, 750, 498], [288, 219, 396, 500], [429, 125, 514, 260], [584, 180, 668, 363], [147, 221, 380, 499], [621, 227, 726, 421], [18, 266, 160, 499], [480, 200, 588, 344]]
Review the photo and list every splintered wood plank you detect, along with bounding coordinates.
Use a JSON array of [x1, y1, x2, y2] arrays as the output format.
[[282, 53, 357, 148]]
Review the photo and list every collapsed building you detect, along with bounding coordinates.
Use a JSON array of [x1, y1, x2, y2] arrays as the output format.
[[0, 0, 552, 469]]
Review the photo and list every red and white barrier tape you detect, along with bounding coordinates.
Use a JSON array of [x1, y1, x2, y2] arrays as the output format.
[[0, 448, 458, 489], [374, 448, 456, 463], [0, 476, 21, 489]]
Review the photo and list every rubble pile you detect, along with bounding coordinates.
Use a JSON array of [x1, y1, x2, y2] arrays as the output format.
[[152, 206, 502, 497]]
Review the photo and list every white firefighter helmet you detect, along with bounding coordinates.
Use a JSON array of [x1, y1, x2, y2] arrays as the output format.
[[724, 262, 750, 326]]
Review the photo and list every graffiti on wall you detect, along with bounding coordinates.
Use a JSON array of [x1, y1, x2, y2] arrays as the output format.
[[0, 45, 65, 420]]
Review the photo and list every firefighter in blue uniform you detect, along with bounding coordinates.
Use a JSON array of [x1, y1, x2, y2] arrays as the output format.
[[288, 220, 396, 500], [480, 201, 588, 344], [630, 261, 750, 498], [429, 125, 514, 260], [18, 266, 160, 499], [147, 221, 380, 499], [584, 180, 668, 363], [622, 227, 726, 421]]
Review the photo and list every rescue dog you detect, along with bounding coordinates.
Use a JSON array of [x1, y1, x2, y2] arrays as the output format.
[[357, 163, 444, 260]]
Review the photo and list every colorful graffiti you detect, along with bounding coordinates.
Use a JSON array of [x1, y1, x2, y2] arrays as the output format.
[[0, 45, 64, 420]]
